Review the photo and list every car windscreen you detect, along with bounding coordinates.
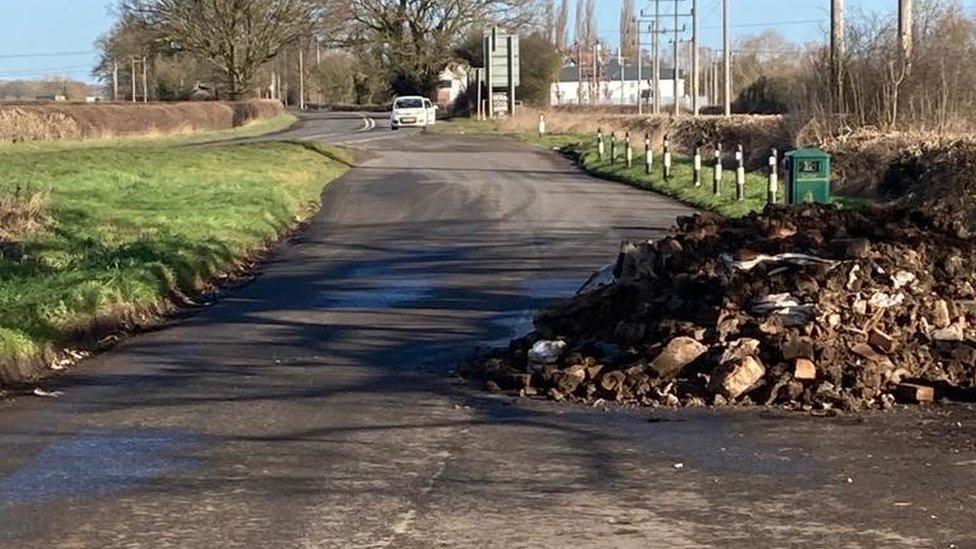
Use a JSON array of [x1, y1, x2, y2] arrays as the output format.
[[394, 98, 424, 109]]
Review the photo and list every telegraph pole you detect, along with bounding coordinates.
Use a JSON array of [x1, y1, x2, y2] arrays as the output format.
[[637, 18, 643, 114], [723, 0, 731, 117], [692, 0, 699, 116], [142, 56, 148, 103], [672, 0, 679, 116], [653, 0, 660, 114], [298, 48, 305, 110], [831, 0, 844, 114]]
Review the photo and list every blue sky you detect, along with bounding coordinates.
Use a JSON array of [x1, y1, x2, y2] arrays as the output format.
[[0, 0, 115, 82], [0, 0, 965, 83]]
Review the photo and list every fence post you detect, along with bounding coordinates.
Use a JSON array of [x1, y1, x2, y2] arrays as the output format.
[[626, 132, 633, 168], [735, 142, 746, 201], [713, 143, 723, 195], [663, 133, 672, 181], [610, 132, 617, 166], [768, 148, 779, 204], [538, 113, 546, 138], [644, 133, 652, 175], [693, 144, 702, 187], [598, 128, 605, 160]]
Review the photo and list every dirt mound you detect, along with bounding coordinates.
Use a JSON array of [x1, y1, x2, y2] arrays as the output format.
[[462, 203, 976, 412], [879, 139, 976, 201], [0, 100, 283, 143]]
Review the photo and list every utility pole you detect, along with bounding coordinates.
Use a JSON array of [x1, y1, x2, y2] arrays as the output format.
[[577, 43, 583, 105], [618, 39, 625, 106], [592, 42, 599, 105], [673, 0, 679, 116], [723, 0, 731, 117], [142, 56, 148, 103], [692, 0, 699, 116], [898, 0, 913, 63], [653, 0, 660, 114], [831, 0, 844, 114], [637, 21, 643, 114], [299, 48, 305, 110], [112, 60, 119, 102]]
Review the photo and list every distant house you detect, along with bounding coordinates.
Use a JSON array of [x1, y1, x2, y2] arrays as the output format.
[[435, 63, 469, 108], [34, 93, 68, 102], [551, 59, 687, 108]]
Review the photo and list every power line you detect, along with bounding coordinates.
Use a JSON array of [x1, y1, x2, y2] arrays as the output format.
[[0, 50, 97, 60], [0, 65, 92, 76]]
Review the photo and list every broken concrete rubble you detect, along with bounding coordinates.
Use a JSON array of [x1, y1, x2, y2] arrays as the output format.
[[462, 202, 976, 412]]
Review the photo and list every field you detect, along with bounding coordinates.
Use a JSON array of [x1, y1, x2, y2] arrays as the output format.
[[0, 127, 348, 377], [0, 99, 285, 143]]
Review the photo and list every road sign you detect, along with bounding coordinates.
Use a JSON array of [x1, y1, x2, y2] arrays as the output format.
[[484, 28, 520, 87]]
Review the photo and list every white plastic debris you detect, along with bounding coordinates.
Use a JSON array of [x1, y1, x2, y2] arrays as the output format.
[[891, 270, 916, 290], [751, 293, 816, 327], [32, 388, 64, 398], [869, 291, 905, 309], [528, 340, 567, 365], [723, 252, 838, 272]]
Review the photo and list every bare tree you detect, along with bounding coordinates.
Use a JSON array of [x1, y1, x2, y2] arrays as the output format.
[[324, 0, 540, 95], [555, 0, 570, 50], [620, 0, 637, 60], [122, 0, 323, 99], [574, 0, 587, 45]]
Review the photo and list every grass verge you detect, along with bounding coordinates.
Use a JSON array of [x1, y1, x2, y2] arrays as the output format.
[[433, 117, 856, 218], [0, 135, 345, 368]]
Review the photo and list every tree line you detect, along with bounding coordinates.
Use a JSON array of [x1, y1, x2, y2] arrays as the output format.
[[96, 0, 563, 106]]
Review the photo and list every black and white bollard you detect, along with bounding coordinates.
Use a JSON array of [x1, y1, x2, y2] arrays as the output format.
[[693, 144, 702, 187], [644, 133, 652, 175], [625, 132, 633, 168], [598, 128, 605, 160], [735, 142, 746, 201], [713, 143, 723, 195], [663, 134, 672, 181], [538, 113, 546, 138], [610, 132, 617, 166], [768, 148, 779, 204]]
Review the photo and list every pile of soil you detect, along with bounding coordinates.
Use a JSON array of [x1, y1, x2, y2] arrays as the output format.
[[462, 203, 976, 412]]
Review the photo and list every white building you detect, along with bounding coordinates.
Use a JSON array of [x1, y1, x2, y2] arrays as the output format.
[[435, 63, 470, 108], [550, 60, 688, 109]]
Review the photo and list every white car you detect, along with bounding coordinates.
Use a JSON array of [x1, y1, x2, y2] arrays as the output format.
[[391, 96, 437, 130]]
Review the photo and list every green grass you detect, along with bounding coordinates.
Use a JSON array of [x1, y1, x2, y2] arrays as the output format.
[[0, 135, 345, 361], [435, 117, 861, 217]]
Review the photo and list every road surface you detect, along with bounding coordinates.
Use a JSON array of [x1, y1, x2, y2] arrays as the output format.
[[0, 112, 974, 547]]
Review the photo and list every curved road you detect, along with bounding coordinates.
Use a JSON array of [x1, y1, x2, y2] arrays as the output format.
[[0, 112, 974, 547]]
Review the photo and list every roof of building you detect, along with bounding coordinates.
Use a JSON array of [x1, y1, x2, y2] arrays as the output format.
[[556, 59, 683, 83]]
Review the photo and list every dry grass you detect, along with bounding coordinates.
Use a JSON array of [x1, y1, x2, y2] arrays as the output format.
[[0, 99, 283, 143], [0, 188, 49, 244], [506, 109, 797, 170]]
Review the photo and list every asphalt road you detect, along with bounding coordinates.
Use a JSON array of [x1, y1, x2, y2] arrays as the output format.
[[1, 112, 975, 547]]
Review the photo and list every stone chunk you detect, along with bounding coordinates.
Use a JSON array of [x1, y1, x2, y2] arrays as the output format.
[[868, 328, 897, 354], [708, 356, 766, 399], [650, 337, 707, 379], [793, 358, 817, 381], [895, 383, 934, 404]]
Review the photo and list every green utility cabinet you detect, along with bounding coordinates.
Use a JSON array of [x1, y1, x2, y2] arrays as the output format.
[[785, 148, 832, 204]]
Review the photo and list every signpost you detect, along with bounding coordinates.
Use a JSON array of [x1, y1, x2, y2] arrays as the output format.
[[483, 27, 520, 118]]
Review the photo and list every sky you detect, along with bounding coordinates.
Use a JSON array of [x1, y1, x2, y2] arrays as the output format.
[[0, 0, 970, 83]]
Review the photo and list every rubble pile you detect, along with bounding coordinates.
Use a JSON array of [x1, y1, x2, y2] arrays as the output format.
[[462, 203, 976, 411]]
